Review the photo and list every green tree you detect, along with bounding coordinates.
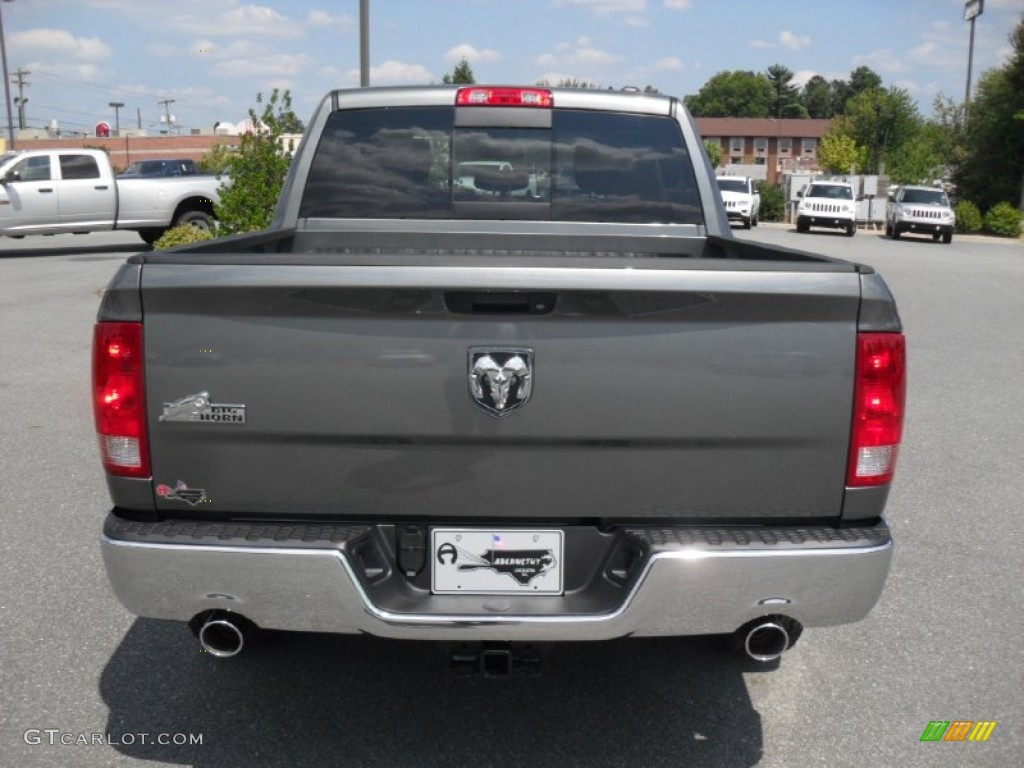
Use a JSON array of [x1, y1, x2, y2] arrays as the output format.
[[215, 89, 299, 235], [847, 66, 883, 101], [840, 86, 922, 173], [703, 139, 722, 169], [685, 70, 774, 117], [766, 64, 800, 118], [801, 75, 833, 118], [824, 67, 881, 116], [829, 79, 850, 115], [552, 78, 598, 88], [442, 57, 476, 84], [956, 16, 1024, 211], [818, 130, 861, 174]]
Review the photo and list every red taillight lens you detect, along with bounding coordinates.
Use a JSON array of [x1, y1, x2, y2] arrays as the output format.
[[93, 322, 150, 477], [456, 87, 553, 107], [847, 332, 906, 487]]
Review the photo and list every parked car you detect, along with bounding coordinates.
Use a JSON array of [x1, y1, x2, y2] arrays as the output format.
[[796, 181, 857, 236], [885, 185, 954, 244], [0, 149, 219, 244], [716, 176, 760, 228], [120, 158, 199, 178]]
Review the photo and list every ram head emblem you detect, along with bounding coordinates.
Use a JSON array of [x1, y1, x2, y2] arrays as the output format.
[[468, 348, 534, 417]]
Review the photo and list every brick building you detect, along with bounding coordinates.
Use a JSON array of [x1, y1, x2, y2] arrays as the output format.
[[694, 118, 831, 185], [9, 134, 232, 172]]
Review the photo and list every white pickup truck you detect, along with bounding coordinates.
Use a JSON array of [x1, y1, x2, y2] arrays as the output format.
[[0, 149, 220, 245]]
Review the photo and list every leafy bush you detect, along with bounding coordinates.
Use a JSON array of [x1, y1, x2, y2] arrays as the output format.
[[215, 89, 300, 235], [756, 181, 786, 222], [954, 201, 983, 233], [983, 202, 1023, 238], [153, 224, 215, 250]]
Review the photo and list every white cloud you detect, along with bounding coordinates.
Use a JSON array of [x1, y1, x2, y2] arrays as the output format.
[[909, 41, 962, 69], [307, 10, 354, 29], [11, 29, 113, 60], [344, 60, 434, 85], [173, 5, 301, 37], [214, 53, 315, 77], [624, 15, 650, 27], [555, 0, 647, 13], [653, 56, 683, 71], [853, 49, 906, 73], [24, 61, 103, 80], [443, 44, 502, 63], [892, 79, 920, 95], [779, 30, 812, 51], [536, 36, 624, 69], [662, 0, 692, 8], [147, 43, 178, 58], [750, 31, 810, 52]]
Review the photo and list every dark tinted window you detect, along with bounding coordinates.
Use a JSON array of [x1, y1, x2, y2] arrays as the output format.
[[59, 154, 101, 180], [717, 178, 748, 193], [550, 111, 700, 223], [901, 188, 948, 205], [806, 184, 853, 200], [301, 107, 454, 219], [300, 106, 701, 224]]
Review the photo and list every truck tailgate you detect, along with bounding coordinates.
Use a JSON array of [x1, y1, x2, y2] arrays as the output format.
[[140, 261, 861, 521]]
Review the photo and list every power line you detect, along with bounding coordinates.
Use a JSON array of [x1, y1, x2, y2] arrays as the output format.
[[30, 70, 230, 121]]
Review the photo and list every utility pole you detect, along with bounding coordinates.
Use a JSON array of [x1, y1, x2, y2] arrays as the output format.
[[108, 101, 123, 136], [963, 0, 984, 121], [359, 0, 369, 87], [0, 0, 15, 150], [12, 66, 27, 128], [158, 98, 174, 134]]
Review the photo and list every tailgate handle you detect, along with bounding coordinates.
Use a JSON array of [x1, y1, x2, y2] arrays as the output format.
[[445, 291, 556, 315]]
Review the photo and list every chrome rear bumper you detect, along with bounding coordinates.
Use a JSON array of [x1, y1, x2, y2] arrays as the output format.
[[101, 514, 892, 641]]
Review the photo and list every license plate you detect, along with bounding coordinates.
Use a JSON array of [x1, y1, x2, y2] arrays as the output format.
[[431, 529, 564, 595]]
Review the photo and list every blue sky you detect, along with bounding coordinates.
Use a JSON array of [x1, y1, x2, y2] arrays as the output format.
[[5, 0, 1023, 135]]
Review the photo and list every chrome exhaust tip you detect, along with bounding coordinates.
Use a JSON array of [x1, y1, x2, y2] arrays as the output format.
[[743, 621, 790, 662], [198, 616, 246, 658]]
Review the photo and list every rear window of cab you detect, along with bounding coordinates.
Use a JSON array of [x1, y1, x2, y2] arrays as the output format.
[[299, 106, 702, 224]]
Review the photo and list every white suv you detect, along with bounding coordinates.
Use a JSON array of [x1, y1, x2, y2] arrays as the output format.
[[886, 185, 954, 244], [796, 181, 857, 237], [716, 176, 760, 229]]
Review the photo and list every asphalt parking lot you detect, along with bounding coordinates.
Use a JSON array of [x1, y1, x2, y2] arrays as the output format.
[[1, 227, 1021, 767]]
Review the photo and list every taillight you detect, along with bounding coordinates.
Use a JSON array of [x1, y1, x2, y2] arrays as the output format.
[[847, 332, 906, 487], [92, 322, 150, 477], [456, 87, 553, 107]]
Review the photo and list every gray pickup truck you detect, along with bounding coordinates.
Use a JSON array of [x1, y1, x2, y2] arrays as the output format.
[[95, 86, 905, 669]]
